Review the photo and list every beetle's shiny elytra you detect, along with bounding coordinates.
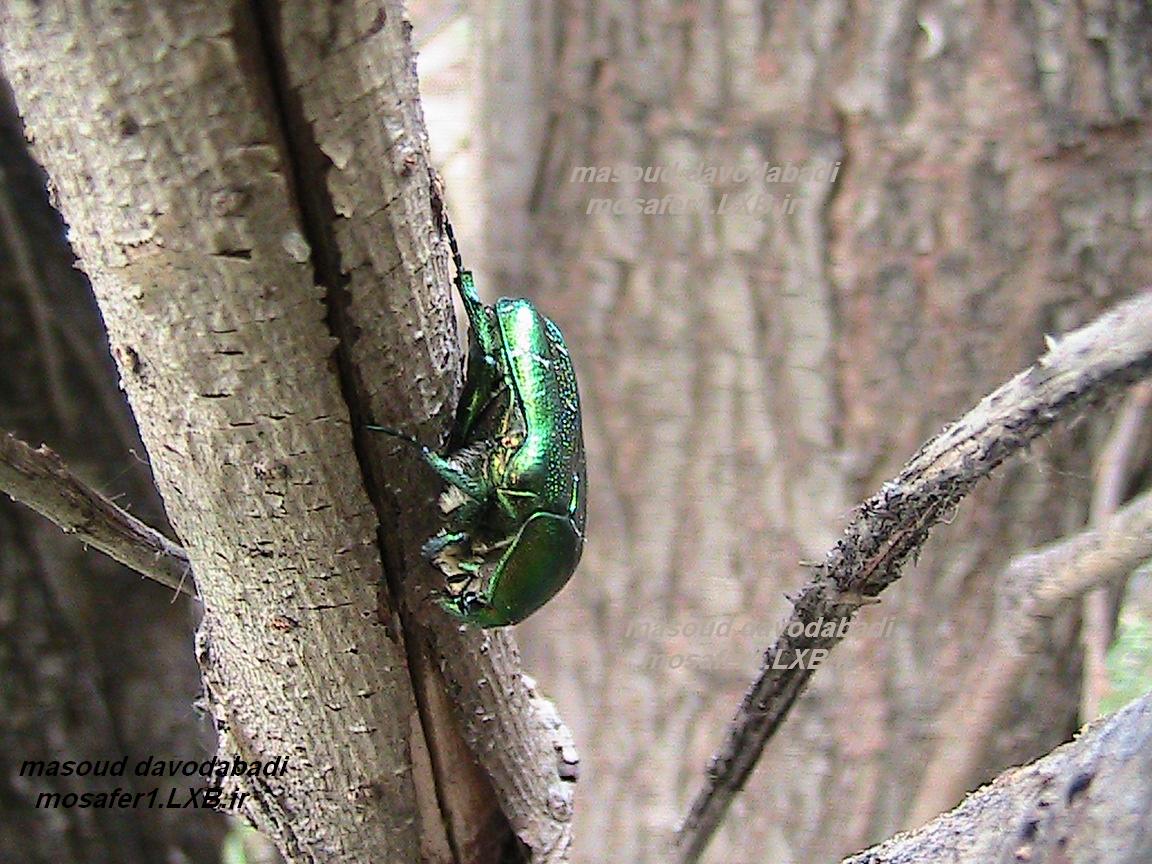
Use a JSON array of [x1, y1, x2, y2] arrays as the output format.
[[370, 225, 586, 628]]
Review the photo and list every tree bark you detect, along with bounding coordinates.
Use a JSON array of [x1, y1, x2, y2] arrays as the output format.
[[482, 1, 1152, 862], [2, 3, 576, 862], [0, 78, 227, 864]]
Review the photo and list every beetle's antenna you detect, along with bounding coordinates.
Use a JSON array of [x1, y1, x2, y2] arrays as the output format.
[[441, 210, 466, 287], [428, 166, 467, 286]]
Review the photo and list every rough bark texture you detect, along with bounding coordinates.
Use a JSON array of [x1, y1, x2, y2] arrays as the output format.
[[481, 2, 1152, 862], [2, 3, 576, 862], [0, 79, 226, 864], [4, 3, 433, 857]]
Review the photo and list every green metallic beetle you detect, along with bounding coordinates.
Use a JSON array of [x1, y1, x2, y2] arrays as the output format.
[[370, 222, 586, 628]]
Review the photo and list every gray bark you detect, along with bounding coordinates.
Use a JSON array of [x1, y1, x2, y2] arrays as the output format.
[[844, 692, 1152, 864], [1, 3, 576, 862], [0, 77, 226, 864]]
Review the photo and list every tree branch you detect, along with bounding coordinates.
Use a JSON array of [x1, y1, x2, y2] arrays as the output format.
[[0, 431, 193, 597], [1, 4, 577, 861], [1082, 382, 1152, 717], [676, 291, 1152, 863], [1027, 489, 1152, 617]]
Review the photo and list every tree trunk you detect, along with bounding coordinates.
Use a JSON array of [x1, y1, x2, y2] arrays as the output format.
[[0, 79, 227, 863], [2, 3, 577, 862], [482, 2, 1152, 862]]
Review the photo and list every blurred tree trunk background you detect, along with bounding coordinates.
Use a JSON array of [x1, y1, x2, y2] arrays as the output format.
[[0, 80, 228, 864], [463, 2, 1152, 862]]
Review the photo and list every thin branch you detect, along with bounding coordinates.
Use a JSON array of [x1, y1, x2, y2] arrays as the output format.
[[1082, 381, 1152, 717], [905, 485, 1152, 827], [1027, 488, 1152, 616], [0, 431, 195, 598], [675, 291, 1152, 863]]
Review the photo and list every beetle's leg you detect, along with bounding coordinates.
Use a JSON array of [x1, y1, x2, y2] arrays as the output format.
[[449, 271, 509, 447], [471, 535, 514, 556], [442, 570, 484, 605], [438, 554, 483, 577], [421, 531, 470, 557], [449, 589, 487, 619], [367, 426, 496, 511], [422, 531, 478, 566], [436, 590, 483, 622], [422, 531, 486, 583], [436, 591, 467, 619], [443, 569, 478, 588], [456, 271, 490, 329], [421, 450, 492, 502]]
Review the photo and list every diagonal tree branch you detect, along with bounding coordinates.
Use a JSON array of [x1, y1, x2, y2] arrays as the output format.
[[676, 291, 1152, 863], [0, 431, 193, 597], [1028, 488, 1152, 617]]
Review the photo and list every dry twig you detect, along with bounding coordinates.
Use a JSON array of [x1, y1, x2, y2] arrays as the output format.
[[0, 431, 193, 597]]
